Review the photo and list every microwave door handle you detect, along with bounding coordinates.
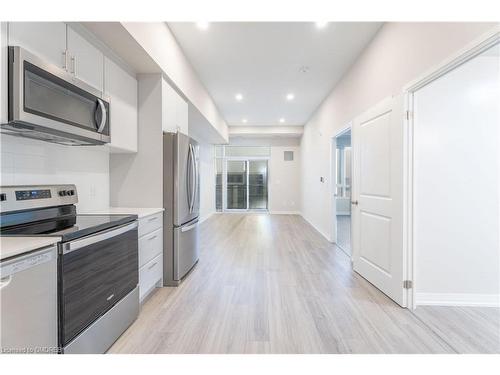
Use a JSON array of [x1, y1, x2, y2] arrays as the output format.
[[96, 98, 107, 133]]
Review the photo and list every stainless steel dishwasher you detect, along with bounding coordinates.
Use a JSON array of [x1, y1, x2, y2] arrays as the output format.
[[0, 245, 58, 354]]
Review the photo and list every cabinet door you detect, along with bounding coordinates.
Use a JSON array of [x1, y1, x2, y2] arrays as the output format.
[[162, 78, 188, 135], [162, 78, 178, 133], [104, 57, 138, 153], [8, 22, 67, 69], [175, 93, 189, 135], [67, 27, 104, 92]]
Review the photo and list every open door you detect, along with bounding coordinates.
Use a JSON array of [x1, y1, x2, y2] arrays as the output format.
[[352, 95, 406, 306]]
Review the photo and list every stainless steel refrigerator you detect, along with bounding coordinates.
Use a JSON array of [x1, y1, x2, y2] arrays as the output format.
[[163, 132, 200, 286]]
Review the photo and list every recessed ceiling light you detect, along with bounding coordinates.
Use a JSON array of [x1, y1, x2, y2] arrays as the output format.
[[196, 22, 210, 30], [235, 93, 243, 101], [279, 118, 285, 123], [315, 22, 328, 29], [286, 93, 295, 101], [242, 118, 248, 123]]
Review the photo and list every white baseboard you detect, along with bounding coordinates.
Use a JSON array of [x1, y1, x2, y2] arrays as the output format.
[[416, 293, 500, 307], [299, 213, 333, 242], [269, 211, 301, 215]]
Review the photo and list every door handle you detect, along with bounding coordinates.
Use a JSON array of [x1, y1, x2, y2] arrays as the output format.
[[70, 55, 76, 74], [187, 144, 193, 213], [96, 98, 107, 133], [192, 146, 198, 211], [188, 144, 196, 213], [351, 200, 359, 206], [62, 221, 138, 254]]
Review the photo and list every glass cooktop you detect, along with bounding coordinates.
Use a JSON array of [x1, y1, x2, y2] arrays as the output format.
[[0, 214, 138, 242]]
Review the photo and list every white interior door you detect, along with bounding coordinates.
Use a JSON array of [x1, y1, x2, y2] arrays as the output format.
[[352, 95, 405, 306]]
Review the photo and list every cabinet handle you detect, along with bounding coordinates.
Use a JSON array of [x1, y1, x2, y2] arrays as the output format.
[[148, 262, 158, 270], [70, 56, 76, 74], [62, 51, 68, 70], [148, 217, 158, 222], [148, 235, 157, 241]]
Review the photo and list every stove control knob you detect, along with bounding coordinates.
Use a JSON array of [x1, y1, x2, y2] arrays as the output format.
[[59, 191, 67, 197], [68, 190, 75, 196]]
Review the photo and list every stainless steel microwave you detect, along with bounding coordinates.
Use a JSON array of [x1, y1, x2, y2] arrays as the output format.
[[1, 46, 110, 146]]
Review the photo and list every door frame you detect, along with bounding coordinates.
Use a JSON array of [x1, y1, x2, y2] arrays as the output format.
[[330, 124, 352, 250], [402, 26, 499, 309], [223, 156, 270, 212]]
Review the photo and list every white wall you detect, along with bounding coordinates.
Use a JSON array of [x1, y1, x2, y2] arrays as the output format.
[[198, 143, 216, 222], [414, 48, 499, 306], [109, 74, 164, 208], [229, 137, 301, 214], [300, 22, 497, 240], [0, 135, 110, 211]]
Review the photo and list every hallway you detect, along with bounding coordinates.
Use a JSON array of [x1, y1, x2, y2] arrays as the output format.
[[109, 214, 498, 354]]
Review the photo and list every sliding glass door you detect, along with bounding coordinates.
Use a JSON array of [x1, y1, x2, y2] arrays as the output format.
[[248, 160, 268, 209], [226, 160, 248, 209], [225, 159, 268, 211]]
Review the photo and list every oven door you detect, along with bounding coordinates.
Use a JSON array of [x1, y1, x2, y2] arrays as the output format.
[[6, 46, 110, 145], [59, 221, 138, 347]]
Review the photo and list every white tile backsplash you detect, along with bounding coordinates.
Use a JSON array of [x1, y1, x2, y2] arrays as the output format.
[[0, 134, 110, 211]]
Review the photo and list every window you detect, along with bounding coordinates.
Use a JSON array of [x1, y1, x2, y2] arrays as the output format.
[[215, 145, 270, 212]]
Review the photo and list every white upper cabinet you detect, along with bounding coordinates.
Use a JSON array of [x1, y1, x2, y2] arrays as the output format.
[[8, 22, 67, 69], [104, 57, 138, 153], [66, 26, 104, 92], [162, 78, 188, 135]]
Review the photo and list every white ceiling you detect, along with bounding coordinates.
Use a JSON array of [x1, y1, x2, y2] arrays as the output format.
[[168, 22, 382, 127]]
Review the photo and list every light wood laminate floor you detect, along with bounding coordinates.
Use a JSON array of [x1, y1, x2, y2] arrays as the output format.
[[109, 214, 499, 354]]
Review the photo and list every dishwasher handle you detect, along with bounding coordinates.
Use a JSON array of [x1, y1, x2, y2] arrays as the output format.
[[0, 245, 56, 278]]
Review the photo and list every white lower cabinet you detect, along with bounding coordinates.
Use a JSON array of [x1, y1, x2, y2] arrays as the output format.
[[138, 228, 162, 269], [137, 213, 163, 302], [139, 254, 163, 302]]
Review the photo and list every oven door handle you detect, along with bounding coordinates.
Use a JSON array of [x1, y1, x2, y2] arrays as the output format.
[[62, 221, 138, 254]]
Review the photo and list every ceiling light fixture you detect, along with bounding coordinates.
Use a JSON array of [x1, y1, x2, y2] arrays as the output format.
[[286, 93, 295, 101], [235, 93, 243, 101], [315, 22, 328, 29], [242, 118, 248, 123], [196, 22, 210, 30], [279, 118, 285, 123]]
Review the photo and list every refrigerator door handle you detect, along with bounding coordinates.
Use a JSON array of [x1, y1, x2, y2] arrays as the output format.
[[193, 146, 198, 212], [181, 221, 198, 232], [190, 144, 197, 213], [186, 144, 193, 213]]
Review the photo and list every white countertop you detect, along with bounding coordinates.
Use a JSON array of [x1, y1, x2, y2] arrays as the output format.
[[0, 236, 61, 261], [83, 207, 164, 219]]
